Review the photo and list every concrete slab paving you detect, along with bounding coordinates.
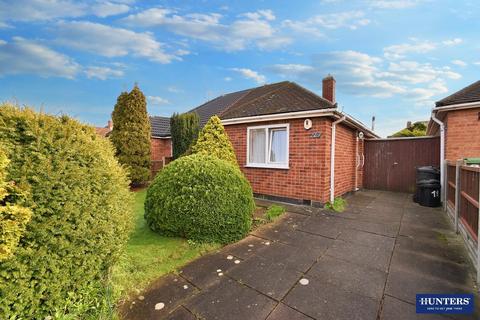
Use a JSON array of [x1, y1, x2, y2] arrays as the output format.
[[266, 303, 314, 320], [307, 254, 388, 300], [283, 279, 380, 320], [164, 306, 197, 320], [325, 239, 392, 272], [121, 190, 479, 320], [120, 274, 198, 320], [227, 253, 303, 300], [254, 241, 329, 272], [337, 228, 395, 251], [179, 251, 240, 289], [185, 278, 276, 320]]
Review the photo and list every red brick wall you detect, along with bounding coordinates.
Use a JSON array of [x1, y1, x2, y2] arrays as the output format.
[[151, 138, 172, 176], [334, 123, 363, 197], [225, 117, 362, 204], [445, 108, 480, 161]]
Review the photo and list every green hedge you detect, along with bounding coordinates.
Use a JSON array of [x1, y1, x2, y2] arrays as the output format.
[[0, 105, 133, 318], [144, 154, 254, 244], [0, 146, 31, 261]]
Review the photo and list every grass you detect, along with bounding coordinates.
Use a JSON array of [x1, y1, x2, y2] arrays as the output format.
[[264, 204, 286, 221], [111, 190, 220, 304], [324, 197, 347, 212]]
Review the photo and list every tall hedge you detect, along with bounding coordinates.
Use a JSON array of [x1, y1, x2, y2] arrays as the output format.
[[0, 147, 31, 261], [190, 115, 238, 166], [0, 105, 133, 318], [145, 154, 254, 244], [170, 112, 200, 159], [110, 85, 151, 185]]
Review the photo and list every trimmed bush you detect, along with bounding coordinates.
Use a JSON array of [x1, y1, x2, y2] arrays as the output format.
[[144, 154, 254, 244], [0, 105, 133, 319], [0, 147, 31, 261], [110, 84, 151, 185], [170, 112, 200, 159], [190, 116, 238, 166]]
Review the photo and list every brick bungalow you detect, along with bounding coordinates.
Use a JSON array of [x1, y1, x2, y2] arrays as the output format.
[[184, 76, 378, 205], [427, 80, 480, 161]]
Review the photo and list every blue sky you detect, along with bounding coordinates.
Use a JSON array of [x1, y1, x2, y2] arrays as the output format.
[[0, 0, 479, 137]]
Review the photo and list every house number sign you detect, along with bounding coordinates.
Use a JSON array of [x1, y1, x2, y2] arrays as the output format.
[[311, 132, 322, 138]]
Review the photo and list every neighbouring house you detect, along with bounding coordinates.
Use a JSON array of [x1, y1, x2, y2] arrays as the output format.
[[95, 116, 173, 176], [182, 76, 377, 205], [427, 80, 480, 162]]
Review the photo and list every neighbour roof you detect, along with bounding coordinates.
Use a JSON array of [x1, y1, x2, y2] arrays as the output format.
[[95, 127, 110, 137], [436, 80, 480, 107], [188, 81, 335, 125], [150, 116, 171, 137]]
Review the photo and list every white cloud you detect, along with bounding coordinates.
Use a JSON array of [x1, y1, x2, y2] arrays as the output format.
[[55, 21, 180, 63], [474, 62, 480, 66], [369, 0, 424, 9], [91, 2, 130, 18], [384, 37, 466, 60], [230, 68, 266, 84], [268, 49, 461, 106], [167, 86, 183, 93], [442, 38, 463, 46], [384, 39, 436, 59], [84, 66, 124, 80], [0, 37, 80, 78], [0, 0, 131, 23], [451, 59, 467, 67], [224, 76, 232, 81], [122, 8, 290, 51], [283, 11, 370, 36], [147, 95, 169, 105], [242, 9, 275, 21]]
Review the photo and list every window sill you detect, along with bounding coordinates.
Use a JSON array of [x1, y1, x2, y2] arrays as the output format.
[[245, 164, 289, 170]]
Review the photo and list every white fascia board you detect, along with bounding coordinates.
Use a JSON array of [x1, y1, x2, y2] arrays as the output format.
[[433, 101, 480, 112]]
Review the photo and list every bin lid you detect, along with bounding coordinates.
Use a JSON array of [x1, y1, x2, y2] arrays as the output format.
[[417, 179, 440, 187], [464, 158, 480, 165], [416, 166, 440, 173]]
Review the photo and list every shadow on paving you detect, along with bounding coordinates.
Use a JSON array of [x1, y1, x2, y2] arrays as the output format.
[[119, 190, 479, 320]]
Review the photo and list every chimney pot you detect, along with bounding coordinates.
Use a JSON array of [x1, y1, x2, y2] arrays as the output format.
[[107, 120, 113, 131], [322, 75, 336, 104]]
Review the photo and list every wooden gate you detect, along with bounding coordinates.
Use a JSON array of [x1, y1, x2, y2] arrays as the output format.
[[363, 136, 440, 193]]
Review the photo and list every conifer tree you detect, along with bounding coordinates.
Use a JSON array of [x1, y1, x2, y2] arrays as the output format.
[[170, 112, 200, 159], [190, 115, 238, 166], [110, 84, 151, 185]]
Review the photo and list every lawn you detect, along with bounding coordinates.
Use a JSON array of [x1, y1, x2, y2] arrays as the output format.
[[112, 190, 220, 304]]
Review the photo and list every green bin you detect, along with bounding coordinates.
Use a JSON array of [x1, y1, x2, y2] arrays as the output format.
[[464, 158, 480, 165]]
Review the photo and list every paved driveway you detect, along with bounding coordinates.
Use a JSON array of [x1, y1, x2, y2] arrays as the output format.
[[121, 190, 478, 320]]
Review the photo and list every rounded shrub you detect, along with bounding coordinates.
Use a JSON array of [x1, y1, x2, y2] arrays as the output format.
[[145, 153, 254, 244], [0, 105, 133, 318]]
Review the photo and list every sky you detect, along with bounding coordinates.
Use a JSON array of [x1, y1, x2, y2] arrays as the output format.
[[0, 0, 479, 137]]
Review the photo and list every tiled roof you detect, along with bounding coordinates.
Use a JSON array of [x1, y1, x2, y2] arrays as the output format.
[[188, 81, 335, 125], [150, 116, 171, 137], [436, 80, 480, 107], [95, 127, 111, 137]]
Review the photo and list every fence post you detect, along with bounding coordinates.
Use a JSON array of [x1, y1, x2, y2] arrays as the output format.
[[443, 161, 448, 212], [477, 169, 480, 287], [454, 160, 462, 234]]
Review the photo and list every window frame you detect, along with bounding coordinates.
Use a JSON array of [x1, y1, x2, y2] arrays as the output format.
[[246, 123, 290, 169]]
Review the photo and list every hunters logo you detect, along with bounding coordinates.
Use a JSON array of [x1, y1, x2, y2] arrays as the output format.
[[416, 294, 474, 314]]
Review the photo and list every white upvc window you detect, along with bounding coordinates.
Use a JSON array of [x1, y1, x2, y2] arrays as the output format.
[[246, 124, 289, 169]]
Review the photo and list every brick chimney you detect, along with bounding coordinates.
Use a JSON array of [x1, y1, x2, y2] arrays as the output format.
[[107, 120, 113, 131], [322, 75, 336, 104]]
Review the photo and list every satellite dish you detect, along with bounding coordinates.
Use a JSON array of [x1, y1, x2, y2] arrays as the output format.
[[304, 119, 312, 130], [358, 131, 365, 140]]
